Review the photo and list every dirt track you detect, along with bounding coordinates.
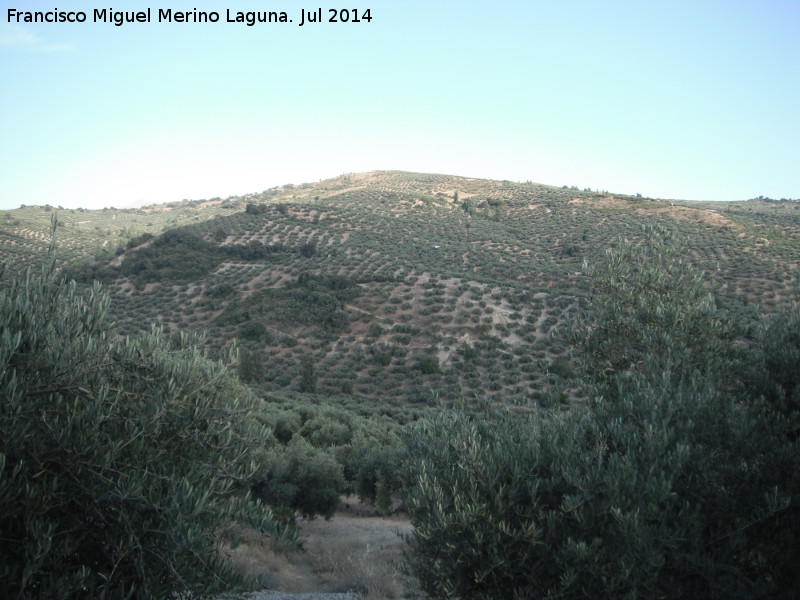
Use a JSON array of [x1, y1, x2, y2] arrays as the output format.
[[225, 498, 417, 599]]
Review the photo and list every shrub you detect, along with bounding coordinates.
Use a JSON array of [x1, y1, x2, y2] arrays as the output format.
[[458, 341, 479, 361], [403, 374, 799, 599], [270, 410, 303, 444], [251, 436, 344, 521], [299, 412, 353, 447], [548, 355, 573, 378], [240, 320, 269, 342], [351, 445, 406, 512], [238, 347, 266, 383], [416, 354, 441, 375], [245, 202, 268, 215], [299, 354, 317, 393], [744, 305, 800, 427], [572, 225, 736, 388], [0, 262, 280, 599], [402, 226, 800, 599]]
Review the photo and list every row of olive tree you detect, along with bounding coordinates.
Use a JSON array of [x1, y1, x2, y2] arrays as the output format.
[[248, 398, 405, 522], [401, 226, 800, 599]]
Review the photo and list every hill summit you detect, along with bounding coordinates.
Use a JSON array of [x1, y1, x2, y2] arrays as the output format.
[[2, 170, 798, 405]]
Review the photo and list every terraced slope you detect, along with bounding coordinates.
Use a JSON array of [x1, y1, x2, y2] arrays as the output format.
[[3, 171, 798, 406]]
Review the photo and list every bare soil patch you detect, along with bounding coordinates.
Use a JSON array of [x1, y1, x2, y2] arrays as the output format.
[[568, 197, 736, 229], [645, 205, 736, 228], [225, 498, 416, 599]]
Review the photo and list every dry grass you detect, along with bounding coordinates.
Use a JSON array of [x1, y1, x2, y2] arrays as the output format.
[[223, 498, 416, 599], [306, 538, 405, 599]]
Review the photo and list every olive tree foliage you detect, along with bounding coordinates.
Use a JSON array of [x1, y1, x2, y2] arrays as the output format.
[[745, 305, 800, 432], [404, 378, 797, 600], [249, 402, 405, 520], [251, 435, 345, 521], [402, 226, 800, 599], [572, 225, 736, 388], [0, 257, 281, 598]]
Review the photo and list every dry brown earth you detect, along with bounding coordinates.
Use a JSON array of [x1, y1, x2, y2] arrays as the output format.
[[224, 498, 417, 600]]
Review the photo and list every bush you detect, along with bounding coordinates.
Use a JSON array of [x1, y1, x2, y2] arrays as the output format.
[[351, 445, 405, 512], [548, 355, 573, 378], [458, 341, 479, 361], [0, 262, 281, 599], [403, 376, 799, 599], [402, 226, 800, 599], [416, 354, 441, 375], [251, 436, 344, 521], [298, 354, 317, 393], [250, 399, 407, 515], [403, 406, 550, 599], [572, 225, 736, 388], [745, 305, 800, 428], [240, 320, 269, 342], [238, 347, 266, 383], [245, 202, 268, 215]]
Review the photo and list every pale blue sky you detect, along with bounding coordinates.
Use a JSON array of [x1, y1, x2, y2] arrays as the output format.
[[1, 1, 798, 209]]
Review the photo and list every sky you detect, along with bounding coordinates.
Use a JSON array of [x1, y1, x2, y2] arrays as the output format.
[[0, 1, 798, 210]]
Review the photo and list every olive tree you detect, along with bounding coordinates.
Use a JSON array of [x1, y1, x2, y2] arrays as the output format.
[[402, 226, 800, 599], [0, 259, 280, 599]]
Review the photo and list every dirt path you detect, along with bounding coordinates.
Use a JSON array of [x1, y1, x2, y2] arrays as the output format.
[[226, 498, 417, 599]]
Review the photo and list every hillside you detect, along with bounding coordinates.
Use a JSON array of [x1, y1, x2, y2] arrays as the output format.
[[3, 170, 799, 406]]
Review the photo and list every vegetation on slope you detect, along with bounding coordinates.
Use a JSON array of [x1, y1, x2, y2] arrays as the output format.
[[0, 197, 245, 276], [2, 173, 800, 597], [3, 172, 798, 406], [401, 227, 800, 599], [0, 226, 419, 599]]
